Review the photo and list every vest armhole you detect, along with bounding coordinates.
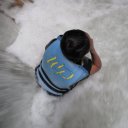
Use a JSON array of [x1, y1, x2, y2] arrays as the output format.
[[82, 57, 92, 74]]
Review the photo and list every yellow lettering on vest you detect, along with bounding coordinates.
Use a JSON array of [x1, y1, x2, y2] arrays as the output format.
[[56, 70, 65, 74], [66, 74, 74, 79], [57, 64, 64, 68], [62, 74, 74, 80], [47, 56, 56, 63], [50, 62, 58, 68]]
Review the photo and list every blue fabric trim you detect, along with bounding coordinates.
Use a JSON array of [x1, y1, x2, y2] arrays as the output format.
[[38, 69, 67, 94], [40, 65, 69, 92], [36, 68, 63, 96]]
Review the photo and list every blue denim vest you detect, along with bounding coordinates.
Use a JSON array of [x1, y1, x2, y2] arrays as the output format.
[[35, 36, 89, 96]]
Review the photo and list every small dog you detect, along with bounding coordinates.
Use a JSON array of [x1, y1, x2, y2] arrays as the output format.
[[9, 0, 33, 8]]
